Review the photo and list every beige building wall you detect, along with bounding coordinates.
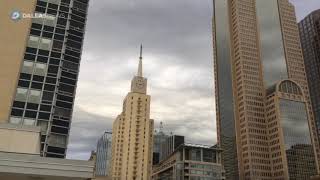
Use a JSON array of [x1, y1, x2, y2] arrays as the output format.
[[0, 0, 36, 123], [0, 123, 40, 154], [111, 57, 154, 180], [278, 0, 320, 169], [110, 115, 124, 179]]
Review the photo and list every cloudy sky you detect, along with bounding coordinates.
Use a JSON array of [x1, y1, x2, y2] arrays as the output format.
[[66, 0, 320, 160]]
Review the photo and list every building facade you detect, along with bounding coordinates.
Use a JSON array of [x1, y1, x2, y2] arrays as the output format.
[[110, 47, 154, 180], [213, 0, 319, 179], [0, 0, 89, 158], [96, 131, 112, 176], [299, 9, 320, 142], [152, 143, 225, 180], [160, 134, 185, 162], [153, 124, 168, 165], [0, 151, 94, 180]]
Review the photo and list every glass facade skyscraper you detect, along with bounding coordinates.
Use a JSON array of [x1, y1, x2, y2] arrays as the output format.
[[299, 9, 320, 145], [96, 131, 112, 176], [213, 0, 319, 179], [0, 0, 89, 158]]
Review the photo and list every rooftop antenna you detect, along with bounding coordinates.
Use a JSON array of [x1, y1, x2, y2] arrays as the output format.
[[159, 121, 164, 133], [137, 44, 143, 77]]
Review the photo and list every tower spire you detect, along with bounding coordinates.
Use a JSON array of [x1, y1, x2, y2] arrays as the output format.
[[138, 44, 143, 77]]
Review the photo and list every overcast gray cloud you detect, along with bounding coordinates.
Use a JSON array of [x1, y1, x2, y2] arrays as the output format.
[[67, 0, 320, 160]]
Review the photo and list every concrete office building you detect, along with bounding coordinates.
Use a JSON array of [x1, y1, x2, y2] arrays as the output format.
[[299, 9, 320, 141], [110, 46, 154, 180], [0, 0, 89, 158], [95, 131, 112, 176], [213, 0, 319, 179], [0, 123, 94, 180], [152, 143, 225, 180]]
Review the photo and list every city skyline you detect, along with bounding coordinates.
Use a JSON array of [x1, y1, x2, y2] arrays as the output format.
[[68, 0, 320, 160]]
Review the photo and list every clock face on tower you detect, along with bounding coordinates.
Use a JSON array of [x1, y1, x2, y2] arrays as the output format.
[[131, 76, 147, 93], [136, 79, 145, 89]]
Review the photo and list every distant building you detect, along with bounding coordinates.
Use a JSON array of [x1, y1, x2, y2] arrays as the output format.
[[152, 143, 225, 180], [96, 131, 112, 176], [160, 134, 184, 161], [153, 122, 168, 165], [299, 9, 320, 141], [110, 46, 154, 180]]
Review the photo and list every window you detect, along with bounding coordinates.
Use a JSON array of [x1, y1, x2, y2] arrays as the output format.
[[38, 120, 48, 133], [42, 91, 54, 101], [34, 63, 47, 76], [28, 36, 40, 48], [15, 88, 28, 101], [23, 118, 36, 126], [40, 38, 52, 50], [48, 134, 67, 147], [32, 17, 44, 25], [28, 89, 41, 104], [49, 0, 61, 5], [44, 16, 56, 26], [22, 61, 34, 74], [53, 40, 63, 50], [10, 117, 22, 124]]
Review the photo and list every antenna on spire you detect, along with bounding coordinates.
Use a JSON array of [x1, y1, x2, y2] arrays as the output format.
[[139, 44, 143, 60], [137, 44, 143, 77], [159, 121, 164, 133]]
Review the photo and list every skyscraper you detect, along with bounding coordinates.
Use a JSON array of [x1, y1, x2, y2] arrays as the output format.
[[299, 9, 320, 143], [95, 131, 112, 176], [0, 0, 89, 158], [213, 0, 319, 179], [110, 46, 154, 180], [153, 122, 168, 165]]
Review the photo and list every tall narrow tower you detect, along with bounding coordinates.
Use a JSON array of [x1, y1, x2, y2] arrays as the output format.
[[213, 0, 319, 179], [111, 46, 154, 180]]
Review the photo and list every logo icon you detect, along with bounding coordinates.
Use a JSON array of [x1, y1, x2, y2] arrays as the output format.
[[11, 10, 21, 21]]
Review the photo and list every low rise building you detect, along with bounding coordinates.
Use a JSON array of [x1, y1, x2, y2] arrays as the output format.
[[152, 143, 225, 180], [0, 123, 95, 180]]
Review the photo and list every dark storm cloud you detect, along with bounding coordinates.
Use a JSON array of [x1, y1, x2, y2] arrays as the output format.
[[83, 0, 213, 66]]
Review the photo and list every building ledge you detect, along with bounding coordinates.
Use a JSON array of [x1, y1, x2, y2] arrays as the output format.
[[0, 152, 94, 179]]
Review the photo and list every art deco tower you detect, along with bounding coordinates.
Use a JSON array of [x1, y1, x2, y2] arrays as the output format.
[[111, 46, 154, 180], [213, 0, 319, 179], [0, 0, 89, 158]]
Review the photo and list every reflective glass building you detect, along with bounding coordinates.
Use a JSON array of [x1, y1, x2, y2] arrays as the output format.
[[212, 0, 319, 179], [0, 0, 89, 158], [299, 9, 320, 144], [96, 131, 112, 176]]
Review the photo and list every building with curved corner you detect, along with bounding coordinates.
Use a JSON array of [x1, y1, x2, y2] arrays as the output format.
[[266, 80, 317, 179]]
